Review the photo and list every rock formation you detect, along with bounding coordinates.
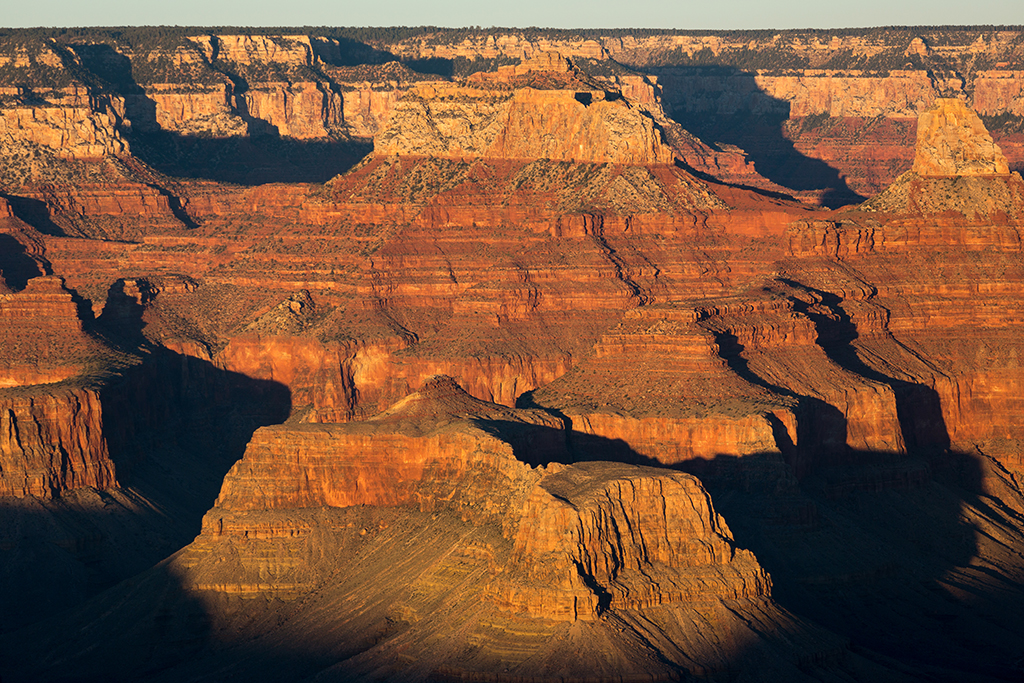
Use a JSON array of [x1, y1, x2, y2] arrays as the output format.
[[2, 26, 1024, 683], [5, 379, 859, 682], [375, 55, 675, 164], [3, 28, 1022, 195], [912, 97, 1011, 176], [0, 383, 114, 498], [0, 86, 129, 160]]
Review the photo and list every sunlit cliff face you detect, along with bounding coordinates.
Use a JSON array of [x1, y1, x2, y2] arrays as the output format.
[[1, 29, 1024, 683]]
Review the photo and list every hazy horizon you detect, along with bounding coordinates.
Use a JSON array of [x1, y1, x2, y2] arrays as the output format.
[[5, 0, 1022, 31]]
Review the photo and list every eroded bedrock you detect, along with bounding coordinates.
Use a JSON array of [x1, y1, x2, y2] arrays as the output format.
[[1, 378, 859, 682], [2, 30, 1024, 683]]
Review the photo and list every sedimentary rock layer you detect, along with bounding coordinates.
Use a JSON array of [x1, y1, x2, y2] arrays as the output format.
[[912, 97, 1011, 176]]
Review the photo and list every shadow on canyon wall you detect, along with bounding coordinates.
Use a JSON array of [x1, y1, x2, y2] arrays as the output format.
[[92, 277, 292, 502], [651, 65, 868, 209], [0, 194, 68, 237], [0, 277, 291, 635], [512, 406, 1022, 675], [2, 385, 1021, 679], [127, 132, 373, 186], [509, 275, 1023, 677], [684, 280, 1019, 677], [75, 43, 372, 186], [688, 446, 1024, 680], [0, 233, 45, 289]]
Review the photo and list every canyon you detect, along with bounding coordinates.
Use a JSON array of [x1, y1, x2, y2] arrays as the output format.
[[0, 25, 1024, 683]]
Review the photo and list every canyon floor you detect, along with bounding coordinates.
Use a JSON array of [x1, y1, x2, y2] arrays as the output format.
[[1, 28, 1024, 682]]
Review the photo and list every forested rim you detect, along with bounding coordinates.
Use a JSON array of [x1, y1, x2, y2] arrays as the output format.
[[0, 25, 1022, 50], [1, 26, 1021, 91]]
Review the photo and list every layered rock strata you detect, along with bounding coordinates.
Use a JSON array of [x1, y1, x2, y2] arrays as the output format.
[[6, 29, 1022, 200], [0, 383, 114, 497], [912, 97, 1011, 176], [103, 379, 809, 682], [0, 86, 129, 159], [784, 105, 1024, 472], [0, 276, 99, 385], [375, 69, 675, 164], [3, 37, 1024, 683]]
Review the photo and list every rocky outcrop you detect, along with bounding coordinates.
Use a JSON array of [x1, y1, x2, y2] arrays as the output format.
[[0, 276, 107, 387], [493, 461, 769, 622], [911, 97, 1011, 176], [0, 86, 129, 159], [0, 270, 125, 498], [863, 100, 1022, 217], [784, 100, 1024, 470], [134, 83, 246, 137], [206, 377, 768, 619], [527, 303, 794, 460], [210, 376, 562, 513], [0, 383, 114, 497], [238, 81, 344, 139], [3, 29, 1023, 200], [0, 274, 131, 498], [974, 70, 1024, 117], [190, 34, 315, 67], [17, 182, 192, 240], [376, 80, 675, 164]]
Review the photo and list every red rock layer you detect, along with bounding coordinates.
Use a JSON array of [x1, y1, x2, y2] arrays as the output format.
[[0, 384, 114, 497], [19, 182, 190, 240], [698, 289, 906, 457], [785, 205, 1024, 467], [212, 375, 558, 512], [27, 153, 811, 424], [530, 303, 798, 465], [0, 275, 106, 387], [212, 423, 523, 512]]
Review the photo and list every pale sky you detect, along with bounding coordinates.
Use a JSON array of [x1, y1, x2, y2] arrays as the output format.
[[5, 0, 1022, 30]]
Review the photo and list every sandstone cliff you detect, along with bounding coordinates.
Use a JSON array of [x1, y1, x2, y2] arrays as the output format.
[[3, 28, 1023, 200], [0, 274, 119, 384], [58, 380, 829, 682], [911, 97, 1011, 176], [375, 74, 675, 164], [863, 99, 1022, 217], [790, 102, 1024, 469], [206, 378, 772, 629], [0, 86, 129, 160], [0, 383, 114, 497], [3, 26, 1024, 683]]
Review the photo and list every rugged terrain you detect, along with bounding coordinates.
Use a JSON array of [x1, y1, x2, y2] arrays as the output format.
[[1, 26, 1024, 683]]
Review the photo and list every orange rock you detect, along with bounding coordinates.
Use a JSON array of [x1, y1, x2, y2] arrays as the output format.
[[493, 462, 769, 621], [911, 98, 1010, 177], [0, 276, 106, 387], [239, 82, 344, 139], [205, 379, 767, 624], [375, 82, 675, 164], [0, 384, 115, 497], [211, 376, 564, 513], [138, 83, 246, 137], [0, 86, 128, 159], [193, 34, 315, 67]]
